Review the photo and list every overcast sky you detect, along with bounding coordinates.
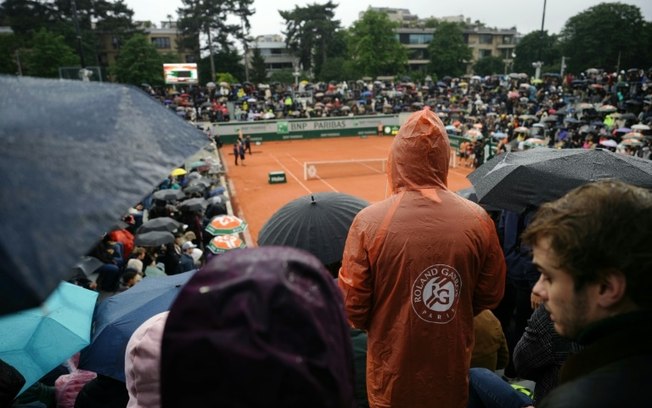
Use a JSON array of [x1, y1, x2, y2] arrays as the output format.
[[126, 0, 652, 37]]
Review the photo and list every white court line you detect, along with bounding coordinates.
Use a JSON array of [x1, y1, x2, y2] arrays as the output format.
[[286, 154, 339, 193], [270, 154, 313, 194]]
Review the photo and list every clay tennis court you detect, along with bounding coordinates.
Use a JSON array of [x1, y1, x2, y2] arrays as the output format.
[[220, 135, 473, 246]]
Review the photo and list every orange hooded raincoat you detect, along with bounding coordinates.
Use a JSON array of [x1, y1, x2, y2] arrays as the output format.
[[338, 108, 506, 408]]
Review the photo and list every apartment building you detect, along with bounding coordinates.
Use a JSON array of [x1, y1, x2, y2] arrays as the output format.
[[248, 34, 298, 75]]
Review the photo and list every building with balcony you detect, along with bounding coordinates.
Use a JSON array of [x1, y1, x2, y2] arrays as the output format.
[[247, 34, 298, 76], [363, 7, 519, 74]]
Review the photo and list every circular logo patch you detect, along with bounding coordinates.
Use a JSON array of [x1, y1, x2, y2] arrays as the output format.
[[411, 264, 462, 324]]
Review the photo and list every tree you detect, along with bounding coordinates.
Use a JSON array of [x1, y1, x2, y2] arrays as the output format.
[[513, 30, 560, 75], [559, 2, 649, 72], [268, 68, 295, 84], [1, 0, 139, 70], [279, 1, 341, 75], [249, 47, 267, 84], [347, 10, 407, 78], [473, 56, 505, 76], [428, 21, 472, 78], [177, 0, 253, 80], [0, 33, 22, 75], [23, 28, 79, 77], [318, 56, 355, 82], [111, 34, 163, 85]]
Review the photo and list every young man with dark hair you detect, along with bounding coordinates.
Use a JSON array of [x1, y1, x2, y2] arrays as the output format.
[[523, 179, 652, 407]]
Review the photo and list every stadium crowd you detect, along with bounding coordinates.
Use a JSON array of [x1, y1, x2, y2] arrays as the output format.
[[3, 68, 652, 408]]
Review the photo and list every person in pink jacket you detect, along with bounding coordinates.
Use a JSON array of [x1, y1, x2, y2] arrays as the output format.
[[338, 107, 506, 408], [124, 311, 169, 408]]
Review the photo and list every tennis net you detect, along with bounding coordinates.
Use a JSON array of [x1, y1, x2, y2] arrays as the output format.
[[304, 158, 388, 180]]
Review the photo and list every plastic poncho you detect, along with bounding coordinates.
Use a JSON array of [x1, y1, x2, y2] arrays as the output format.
[[338, 108, 506, 408]]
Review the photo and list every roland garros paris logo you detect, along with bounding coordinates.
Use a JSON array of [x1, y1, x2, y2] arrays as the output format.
[[411, 264, 461, 324]]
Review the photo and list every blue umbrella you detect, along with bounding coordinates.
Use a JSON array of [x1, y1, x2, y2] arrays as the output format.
[[78, 271, 195, 381], [0, 282, 97, 394]]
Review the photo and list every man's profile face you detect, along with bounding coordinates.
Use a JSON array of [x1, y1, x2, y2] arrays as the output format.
[[531, 237, 598, 339]]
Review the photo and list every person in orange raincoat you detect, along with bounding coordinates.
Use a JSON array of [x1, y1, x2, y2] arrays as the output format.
[[338, 108, 506, 408]]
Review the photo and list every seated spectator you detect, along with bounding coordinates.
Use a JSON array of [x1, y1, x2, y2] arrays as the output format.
[[472, 309, 509, 371]]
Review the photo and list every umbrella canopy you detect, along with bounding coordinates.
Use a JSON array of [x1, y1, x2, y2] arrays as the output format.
[[257, 192, 369, 266], [468, 148, 652, 213], [596, 104, 617, 113], [152, 189, 185, 202], [0, 282, 97, 394], [599, 139, 618, 148], [205, 215, 247, 235], [514, 126, 529, 133], [178, 197, 207, 212], [207, 235, 246, 254], [170, 168, 187, 177], [78, 271, 195, 381], [0, 76, 206, 315], [631, 124, 650, 131], [136, 217, 183, 234], [623, 132, 644, 140], [134, 230, 176, 247]]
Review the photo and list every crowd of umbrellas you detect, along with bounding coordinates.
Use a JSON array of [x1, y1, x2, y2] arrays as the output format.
[[1, 70, 651, 403]]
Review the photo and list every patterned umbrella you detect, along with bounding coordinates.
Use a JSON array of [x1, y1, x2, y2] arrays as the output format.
[[205, 215, 247, 236], [207, 235, 246, 254]]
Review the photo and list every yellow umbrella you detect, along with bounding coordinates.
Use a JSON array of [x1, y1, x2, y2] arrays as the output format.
[[170, 168, 187, 177]]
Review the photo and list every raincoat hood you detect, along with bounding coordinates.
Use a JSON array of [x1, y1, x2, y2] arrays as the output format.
[[389, 108, 450, 193], [160, 247, 355, 408], [124, 311, 168, 408]]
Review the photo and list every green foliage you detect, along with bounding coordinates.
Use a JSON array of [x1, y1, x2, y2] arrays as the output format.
[[318, 57, 356, 82], [111, 34, 164, 85], [159, 51, 182, 64], [473, 56, 505, 76], [249, 47, 267, 83], [0, 33, 21, 74], [559, 2, 649, 72], [428, 21, 472, 78], [177, 0, 253, 64], [279, 1, 341, 75], [216, 72, 239, 84], [23, 28, 79, 78], [513, 30, 560, 75], [347, 10, 407, 78], [268, 68, 296, 84]]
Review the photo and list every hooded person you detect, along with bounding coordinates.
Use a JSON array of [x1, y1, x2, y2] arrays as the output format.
[[338, 107, 506, 408], [124, 311, 168, 408], [160, 246, 355, 408]]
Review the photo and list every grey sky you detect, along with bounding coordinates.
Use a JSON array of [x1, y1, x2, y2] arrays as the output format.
[[127, 0, 652, 37]]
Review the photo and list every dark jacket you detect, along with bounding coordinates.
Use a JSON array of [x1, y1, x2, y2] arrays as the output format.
[[178, 253, 195, 273], [513, 305, 582, 403], [539, 311, 652, 408]]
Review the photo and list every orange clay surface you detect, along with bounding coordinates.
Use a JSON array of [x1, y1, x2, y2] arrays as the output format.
[[221, 136, 473, 246]]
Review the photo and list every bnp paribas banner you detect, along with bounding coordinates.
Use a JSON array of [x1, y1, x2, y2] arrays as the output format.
[[212, 115, 400, 143]]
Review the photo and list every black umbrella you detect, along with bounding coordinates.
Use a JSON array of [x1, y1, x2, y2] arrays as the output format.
[[178, 197, 207, 212], [182, 184, 205, 195], [0, 75, 206, 315], [71, 256, 104, 278], [137, 217, 183, 234], [134, 230, 176, 247], [468, 148, 652, 213], [152, 189, 185, 202], [257, 192, 369, 266]]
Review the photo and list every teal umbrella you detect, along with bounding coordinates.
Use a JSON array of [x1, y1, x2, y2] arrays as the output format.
[[0, 281, 98, 394]]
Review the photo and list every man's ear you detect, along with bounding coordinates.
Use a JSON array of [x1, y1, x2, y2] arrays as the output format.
[[597, 270, 628, 308]]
